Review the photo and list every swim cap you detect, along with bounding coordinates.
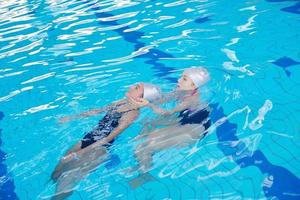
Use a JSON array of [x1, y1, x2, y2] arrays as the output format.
[[183, 67, 210, 88], [143, 83, 162, 102]]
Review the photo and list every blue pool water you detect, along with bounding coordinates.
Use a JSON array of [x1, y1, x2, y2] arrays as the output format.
[[1, 0, 300, 199]]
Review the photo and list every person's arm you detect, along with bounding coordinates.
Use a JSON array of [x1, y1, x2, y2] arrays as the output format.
[[129, 98, 189, 116], [59, 99, 126, 123], [154, 91, 177, 104], [132, 95, 197, 116], [148, 101, 191, 115]]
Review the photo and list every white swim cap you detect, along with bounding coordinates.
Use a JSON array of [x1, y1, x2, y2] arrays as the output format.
[[143, 83, 162, 102], [183, 67, 210, 88]]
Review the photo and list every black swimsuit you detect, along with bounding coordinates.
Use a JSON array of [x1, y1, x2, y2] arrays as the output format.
[[178, 106, 211, 133], [81, 104, 128, 149]]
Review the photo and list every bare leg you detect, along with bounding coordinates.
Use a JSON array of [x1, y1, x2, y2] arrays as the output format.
[[134, 115, 179, 142], [51, 165, 85, 200], [51, 142, 82, 182], [52, 146, 108, 200], [130, 124, 205, 188], [137, 125, 203, 170], [66, 142, 82, 155]]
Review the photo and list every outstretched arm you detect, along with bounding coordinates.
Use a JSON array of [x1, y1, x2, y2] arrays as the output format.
[[132, 95, 197, 116], [148, 101, 191, 115], [59, 99, 126, 123]]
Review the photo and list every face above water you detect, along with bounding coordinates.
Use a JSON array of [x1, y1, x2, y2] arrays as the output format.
[[177, 74, 196, 91], [126, 83, 144, 100]]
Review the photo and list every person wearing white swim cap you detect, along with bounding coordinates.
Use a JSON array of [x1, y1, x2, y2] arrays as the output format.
[[132, 66, 210, 114], [143, 83, 162, 102], [129, 67, 211, 188], [51, 82, 161, 199], [126, 83, 162, 103], [180, 66, 210, 90]]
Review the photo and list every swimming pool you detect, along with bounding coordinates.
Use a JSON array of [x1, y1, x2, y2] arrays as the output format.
[[1, 0, 300, 199]]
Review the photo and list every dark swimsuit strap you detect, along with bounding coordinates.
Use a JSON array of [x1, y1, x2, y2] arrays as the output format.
[[112, 101, 138, 115]]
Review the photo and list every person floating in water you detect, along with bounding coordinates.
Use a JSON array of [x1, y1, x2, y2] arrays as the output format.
[[50, 83, 161, 200], [128, 67, 211, 188]]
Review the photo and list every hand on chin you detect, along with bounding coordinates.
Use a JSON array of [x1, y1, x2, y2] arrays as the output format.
[[127, 96, 148, 107]]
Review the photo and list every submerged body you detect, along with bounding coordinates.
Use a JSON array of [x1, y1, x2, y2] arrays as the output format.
[[134, 100, 212, 175], [179, 106, 211, 128], [129, 67, 211, 188], [81, 102, 131, 149], [51, 83, 161, 200]]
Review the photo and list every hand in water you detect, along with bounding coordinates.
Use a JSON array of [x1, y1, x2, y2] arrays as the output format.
[[128, 96, 149, 107], [58, 116, 71, 124]]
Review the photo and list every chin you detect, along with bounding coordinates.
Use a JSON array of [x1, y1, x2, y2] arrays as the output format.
[[177, 87, 186, 91], [176, 86, 182, 90]]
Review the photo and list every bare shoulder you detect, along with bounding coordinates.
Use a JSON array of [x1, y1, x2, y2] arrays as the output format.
[[112, 99, 126, 106]]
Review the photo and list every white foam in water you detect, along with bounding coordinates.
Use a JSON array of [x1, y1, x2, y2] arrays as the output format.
[[249, 100, 273, 130], [165, 19, 193, 29], [239, 6, 256, 11], [236, 14, 258, 32], [0, 86, 33, 102], [267, 131, 294, 139], [158, 153, 237, 179], [243, 105, 251, 130], [21, 103, 59, 115], [21, 72, 55, 84], [233, 133, 262, 159], [197, 166, 241, 181], [221, 48, 240, 62], [223, 61, 254, 76], [187, 105, 252, 157], [225, 38, 240, 46]]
